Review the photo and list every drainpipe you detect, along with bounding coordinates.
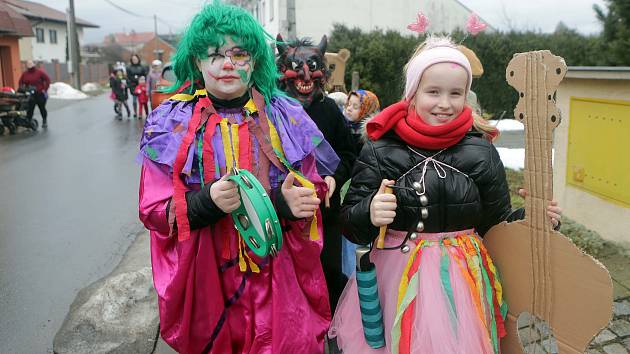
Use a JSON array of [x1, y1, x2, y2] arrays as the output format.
[[286, 0, 296, 39]]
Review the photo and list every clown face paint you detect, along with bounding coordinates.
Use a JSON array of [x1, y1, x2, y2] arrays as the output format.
[[276, 35, 328, 108], [197, 36, 253, 100]]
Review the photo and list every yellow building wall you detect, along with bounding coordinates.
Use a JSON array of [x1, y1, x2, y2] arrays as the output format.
[[555, 78, 630, 244]]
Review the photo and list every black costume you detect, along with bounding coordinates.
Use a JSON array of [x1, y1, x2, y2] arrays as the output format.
[[276, 35, 357, 311], [305, 94, 356, 311], [342, 130, 522, 244]]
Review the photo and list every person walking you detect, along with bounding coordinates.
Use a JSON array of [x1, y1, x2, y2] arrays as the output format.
[[18, 60, 51, 128], [111, 69, 130, 119], [127, 54, 148, 118], [146, 59, 162, 109]]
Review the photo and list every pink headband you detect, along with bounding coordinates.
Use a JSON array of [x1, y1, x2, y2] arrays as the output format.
[[404, 45, 473, 101]]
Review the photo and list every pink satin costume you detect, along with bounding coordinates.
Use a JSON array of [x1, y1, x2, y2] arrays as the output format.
[[138, 92, 336, 353]]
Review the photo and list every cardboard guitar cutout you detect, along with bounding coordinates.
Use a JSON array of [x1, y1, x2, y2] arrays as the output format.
[[483, 51, 613, 353]]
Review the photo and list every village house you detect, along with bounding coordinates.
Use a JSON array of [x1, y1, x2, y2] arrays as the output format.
[[103, 31, 176, 65], [2, 0, 98, 64], [0, 1, 31, 87]]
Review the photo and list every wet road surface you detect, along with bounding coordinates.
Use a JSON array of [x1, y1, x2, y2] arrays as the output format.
[[0, 94, 146, 353]]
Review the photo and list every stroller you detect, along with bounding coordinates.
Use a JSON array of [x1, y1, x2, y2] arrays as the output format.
[[0, 86, 37, 135]]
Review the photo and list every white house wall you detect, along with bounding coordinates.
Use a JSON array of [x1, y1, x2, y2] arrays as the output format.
[[261, 0, 484, 40], [18, 21, 85, 63], [256, 0, 284, 39]]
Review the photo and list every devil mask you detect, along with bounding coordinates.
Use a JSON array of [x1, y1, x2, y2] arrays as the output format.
[[276, 34, 329, 108]]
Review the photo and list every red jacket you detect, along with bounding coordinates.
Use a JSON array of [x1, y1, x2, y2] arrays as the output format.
[[19, 67, 50, 93], [134, 84, 148, 104]]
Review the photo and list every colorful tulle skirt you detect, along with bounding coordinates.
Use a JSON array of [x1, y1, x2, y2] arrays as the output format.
[[329, 229, 507, 354]]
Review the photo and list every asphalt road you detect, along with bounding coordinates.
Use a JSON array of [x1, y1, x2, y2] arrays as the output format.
[[0, 94, 146, 353]]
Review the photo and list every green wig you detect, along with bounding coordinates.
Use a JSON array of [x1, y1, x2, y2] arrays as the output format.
[[169, 0, 282, 103]]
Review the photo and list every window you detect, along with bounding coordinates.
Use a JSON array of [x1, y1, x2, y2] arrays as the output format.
[[269, 0, 274, 21], [35, 28, 44, 43], [49, 29, 57, 44]]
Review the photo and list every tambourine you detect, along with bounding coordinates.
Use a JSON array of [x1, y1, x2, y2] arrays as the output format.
[[228, 168, 282, 258]]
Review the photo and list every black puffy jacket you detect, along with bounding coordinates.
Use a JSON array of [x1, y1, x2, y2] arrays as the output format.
[[127, 64, 148, 92], [341, 130, 518, 245]]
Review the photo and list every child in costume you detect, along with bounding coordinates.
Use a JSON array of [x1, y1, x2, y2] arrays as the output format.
[[147, 59, 163, 109], [325, 90, 357, 279], [344, 89, 380, 151], [138, 3, 339, 353], [127, 54, 148, 118], [328, 36, 561, 354], [133, 76, 149, 118], [276, 35, 357, 312], [112, 69, 130, 119], [332, 89, 380, 278]]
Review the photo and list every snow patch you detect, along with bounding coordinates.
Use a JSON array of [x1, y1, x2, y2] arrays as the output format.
[[497, 148, 524, 170], [489, 119, 524, 131], [497, 147, 555, 170], [81, 82, 100, 92], [48, 82, 88, 100]]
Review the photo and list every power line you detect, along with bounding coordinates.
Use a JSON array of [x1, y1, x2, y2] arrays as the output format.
[[103, 0, 145, 18], [103, 0, 175, 32]]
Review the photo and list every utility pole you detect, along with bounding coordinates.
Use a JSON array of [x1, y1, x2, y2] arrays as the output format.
[[67, 0, 80, 88], [153, 14, 158, 61]]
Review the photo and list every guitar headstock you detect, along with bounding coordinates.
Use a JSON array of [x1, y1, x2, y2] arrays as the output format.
[[506, 51, 567, 132]]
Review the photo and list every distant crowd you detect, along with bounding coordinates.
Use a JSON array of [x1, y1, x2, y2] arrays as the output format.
[[108, 54, 162, 120]]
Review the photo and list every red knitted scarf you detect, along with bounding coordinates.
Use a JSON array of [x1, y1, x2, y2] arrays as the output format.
[[366, 100, 473, 149]]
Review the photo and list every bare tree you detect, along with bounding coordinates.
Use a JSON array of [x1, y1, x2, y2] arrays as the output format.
[[100, 43, 126, 65]]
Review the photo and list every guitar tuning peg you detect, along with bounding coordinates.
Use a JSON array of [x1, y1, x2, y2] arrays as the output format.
[[549, 111, 562, 125]]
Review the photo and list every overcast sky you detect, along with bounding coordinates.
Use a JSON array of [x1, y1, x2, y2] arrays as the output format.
[[43, 0, 605, 44]]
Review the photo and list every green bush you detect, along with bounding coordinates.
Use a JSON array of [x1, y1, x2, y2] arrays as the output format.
[[327, 25, 418, 106], [505, 167, 525, 209], [328, 24, 620, 116], [559, 217, 606, 256]]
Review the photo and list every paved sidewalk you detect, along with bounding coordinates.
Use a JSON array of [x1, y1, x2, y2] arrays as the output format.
[[586, 244, 630, 354], [154, 338, 177, 354], [587, 297, 630, 354]]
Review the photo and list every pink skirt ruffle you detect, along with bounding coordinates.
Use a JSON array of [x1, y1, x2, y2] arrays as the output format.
[[329, 230, 506, 354]]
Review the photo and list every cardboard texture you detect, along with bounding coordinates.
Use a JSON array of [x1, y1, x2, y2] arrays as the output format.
[[325, 49, 350, 93], [483, 51, 613, 353]]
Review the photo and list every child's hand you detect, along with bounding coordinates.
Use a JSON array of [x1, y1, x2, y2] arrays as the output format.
[[324, 176, 336, 200], [370, 179, 397, 227], [210, 174, 241, 213], [518, 188, 563, 229], [281, 172, 321, 218]]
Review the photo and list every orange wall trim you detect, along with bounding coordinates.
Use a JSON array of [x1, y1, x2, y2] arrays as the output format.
[[0, 36, 23, 88]]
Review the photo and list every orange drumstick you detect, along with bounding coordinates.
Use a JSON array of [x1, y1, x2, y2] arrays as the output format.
[[375, 186, 393, 249]]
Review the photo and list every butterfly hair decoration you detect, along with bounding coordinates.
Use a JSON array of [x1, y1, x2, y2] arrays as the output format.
[[407, 11, 429, 34], [407, 10, 488, 39], [466, 13, 487, 36]]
